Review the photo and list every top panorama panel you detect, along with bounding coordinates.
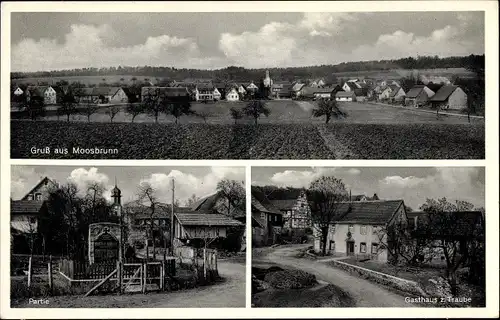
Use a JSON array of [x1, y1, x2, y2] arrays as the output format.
[[10, 12, 484, 159]]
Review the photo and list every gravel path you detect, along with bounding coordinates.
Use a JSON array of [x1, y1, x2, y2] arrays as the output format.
[[254, 244, 412, 307]]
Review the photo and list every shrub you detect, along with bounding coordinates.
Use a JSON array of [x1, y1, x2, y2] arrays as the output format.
[[264, 269, 317, 289]]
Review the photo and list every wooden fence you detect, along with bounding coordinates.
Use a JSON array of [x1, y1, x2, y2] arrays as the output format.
[[174, 246, 218, 280]]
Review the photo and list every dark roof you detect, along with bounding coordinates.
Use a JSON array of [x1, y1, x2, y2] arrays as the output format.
[[405, 85, 427, 98], [430, 85, 459, 102], [389, 86, 404, 97], [334, 200, 404, 224], [269, 199, 297, 211], [388, 84, 400, 92], [175, 213, 243, 227], [11, 200, 46, 214], [122, 87, 141, 98], [26, 86, 49, 97], [141, 86, 190, 97], [251, 187, 282, 215], [197, 83, 215, 90], [345, 82, 358, 91], [21, 177, 55, 200], [336, 91, 356, 98], [190, 193, 219, 211], [92, 87, 121, 96]]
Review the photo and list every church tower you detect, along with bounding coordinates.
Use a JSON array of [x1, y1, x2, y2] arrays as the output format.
[[263, 70, 273, 88], [111, 179, 122, 217]]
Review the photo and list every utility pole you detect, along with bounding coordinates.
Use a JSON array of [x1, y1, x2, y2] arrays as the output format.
[[170, 178, 175, 256]]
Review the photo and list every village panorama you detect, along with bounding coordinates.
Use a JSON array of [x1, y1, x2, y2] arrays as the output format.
[[9, 11, 485, 160], [10, 166, 246, 308], [250, 167, 485, 308]]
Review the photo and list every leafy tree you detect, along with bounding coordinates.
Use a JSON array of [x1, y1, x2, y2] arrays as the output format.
[[418, 197, 484, 296], [106, 105, 121, 123], [164, 99, 194, 124], [229, 107, 243, 124], [306, 176, 349, 256], [80, 101, 99, 122], [143, 88, 164, 123], [125, 103, 143, 123], [243, 100, 270, 124], [312, 98, 347, 124], [25, 96, 46, 120], [185, 194, 201, 207], [59, 89, 80, 122], [216, 179, 245, 216], [137, 182, 161, 260]]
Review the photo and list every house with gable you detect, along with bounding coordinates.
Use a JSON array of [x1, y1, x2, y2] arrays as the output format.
[[26, 86, 57, 105], [335, 91, 356, 102], [342, 81, 358, 92], [429, 85, 468, 110], [404, 85, 435, 107], [388, 86, 406, 103], [251, 186, 283, 247], [92, 87, 129, 104], [312, 200, 408, 263], [13, 87, 24, 96], [10, 177, 58, 253], [225, 87, 240, 101], [268, 190, 312, 230], [378, 84, 401, 101]]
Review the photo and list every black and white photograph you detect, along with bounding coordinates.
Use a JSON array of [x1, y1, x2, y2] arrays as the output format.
[[251, 167, 485, 308], [10, 165, 246, 308], [9, 11, 485, 159]]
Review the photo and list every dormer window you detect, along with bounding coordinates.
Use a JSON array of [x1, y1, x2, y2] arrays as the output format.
[[35, 193, 42, 201], [27, 194, 33, 201]]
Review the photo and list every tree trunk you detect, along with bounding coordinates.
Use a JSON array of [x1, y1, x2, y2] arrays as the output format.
[[325, 115, 331, 124], [67, 114, 70, 122], [254, 117, 258, 125], [321, 227, 328, 256], [175, 117, 178, 124]]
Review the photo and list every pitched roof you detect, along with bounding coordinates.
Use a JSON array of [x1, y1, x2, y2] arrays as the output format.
[[92, 87, 121, 96], [26, 86, 49, 97], [11, 200, 46, 214], [292, 83, 305, 92], [336, 91, 356, 98], [430, 85, 459, 102], [389, 86, 404, 97], [334, 200, 404, 224], [21, 177, 55, 200], [197, 83, 215, 90], [141, 86, 190, 97], [388, 84, 400, 92], [175, 213, 243, 227], [251, 187, 282, 215], [269, 199, 297, 211], [190, 193, 219, 211], [344, 82, 358, 91], [405, 85, 427, 98]]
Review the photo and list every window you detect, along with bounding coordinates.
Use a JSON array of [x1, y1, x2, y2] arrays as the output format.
[[27, 194, 33, 201], [260, 228, 264, 236], [329, 241, 335, 251], [371, 243, 379, 254], [360, 242, 367, 253], [260, 213, 265, 220], [35, 193, 42, 201], [348, 225, 354, 233], [360, 226, 367, 235], [268, 215, 272, 222], [274, 215, 277, 222], [330, 225, 336, 234]]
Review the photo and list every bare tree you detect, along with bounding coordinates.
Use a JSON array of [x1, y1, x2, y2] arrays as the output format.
[[197, 111, 211, 124], [143, 88, 164, 123], [106, 105, 121, 123], [137, 182, 161, 260], [229, 107, 243, 124], [306, 176, 349, 256], [216, 179, 245, 216], [242, 100, 270, 124], [185, 194, 201, 207], [125, 103, 143, 123], [80, 101, 99, 122], [312, 98, 347, 124], [164, 99, 195, 124]]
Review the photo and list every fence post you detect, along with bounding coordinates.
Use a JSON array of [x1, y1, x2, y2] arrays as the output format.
[[117, 260, 123, 294], [160, 259, 165, 291], [142, 262, 147, 293], [203, 248, 207, 280], [48, 255, 53, 293], [27, 256, 33, 288]]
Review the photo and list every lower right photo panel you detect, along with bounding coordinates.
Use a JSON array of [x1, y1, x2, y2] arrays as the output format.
[[250, 166, 485, 308]]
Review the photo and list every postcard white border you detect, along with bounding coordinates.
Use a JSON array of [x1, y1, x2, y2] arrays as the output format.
[[1, 1, 498, 319]]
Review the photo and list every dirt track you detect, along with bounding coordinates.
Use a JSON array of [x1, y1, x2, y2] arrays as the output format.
[[253, 244, 412, 307]]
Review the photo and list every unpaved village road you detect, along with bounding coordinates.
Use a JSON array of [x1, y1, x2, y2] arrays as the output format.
[[13, 260, 245, 308], [148, 260, 245, 308], [254, 244, 411, 308]]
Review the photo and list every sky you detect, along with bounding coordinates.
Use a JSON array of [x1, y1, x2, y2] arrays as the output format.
[[11, 11, 484, 72], [251, 167, 485, 211], [11, 166, 245, 205]]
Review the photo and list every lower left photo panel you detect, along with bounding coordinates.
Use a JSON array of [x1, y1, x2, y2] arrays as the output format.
[[10, 165, 247, 308]]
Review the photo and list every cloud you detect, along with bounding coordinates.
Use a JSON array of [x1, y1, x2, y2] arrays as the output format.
[[379, 167, 484, 210], [11, 167, 38, 199], [67, 167, 111, 198], [12, 24, 219, 72], [351, 25, 482, 61], [139, 167, 245, 204], [265, 167, 359, 188]]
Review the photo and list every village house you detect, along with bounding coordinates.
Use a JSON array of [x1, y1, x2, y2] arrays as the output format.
[[245, 82, 259, 96], [26, 86, 57, 105], [404, 85, 435, 107], [291, 82, 306, 99], [10, 177, 58, 253], [378, 84, 400, 101], [299, 86, 333, 100], [269, 191, 312, 230], [251, 187, 283, 247], [354, 88, 369, 102], [13, 87, 24, 96], [342, 82, 358, 92], [141, 86, 191, 103], [122, 86, 142, 103], [429, 85, 468, 110], [189, 191, 245, 219], [271, 81, 293, 99], [225, 87, 240, 101], [335, 91, 356, 102], [237, 84, 247, 98], [388, 86, 406, 103], [313, 200, 407, 263], [92, 87, 129, 104]]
